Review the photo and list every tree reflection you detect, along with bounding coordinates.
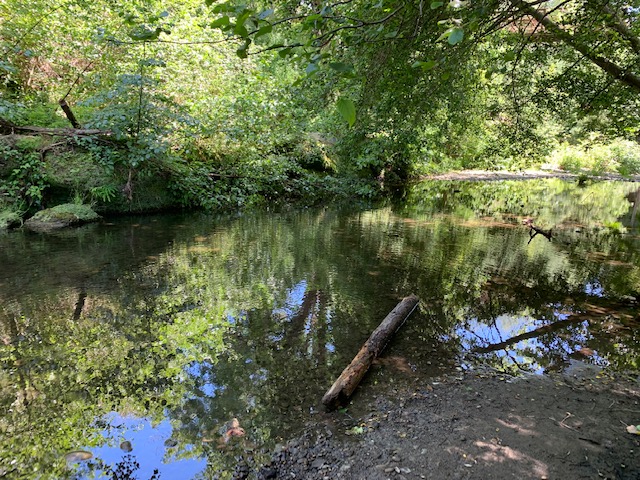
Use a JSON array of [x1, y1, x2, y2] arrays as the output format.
[[1, 179, 639, 478]]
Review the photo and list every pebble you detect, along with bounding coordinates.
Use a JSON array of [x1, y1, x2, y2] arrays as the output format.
[[259, 467, 277, 479]]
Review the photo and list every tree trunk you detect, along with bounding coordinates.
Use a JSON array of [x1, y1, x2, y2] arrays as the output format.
[[58, 99, 81, 129], [0, 117, 109, 136], [322, 294, 419, 409]]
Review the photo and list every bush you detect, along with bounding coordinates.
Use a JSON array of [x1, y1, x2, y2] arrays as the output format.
[[549, 139, 638, 175], [612, 140, 640, 176]]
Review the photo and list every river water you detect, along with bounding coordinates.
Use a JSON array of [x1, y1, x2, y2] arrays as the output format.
[[1, 179, 639, 479]]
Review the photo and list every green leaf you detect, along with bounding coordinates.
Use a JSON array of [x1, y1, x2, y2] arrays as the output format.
[[211, 16, 230, 28], [305, 63, 319, 75], [236, 39, 251, 58], [503, 50, 516, 61], [448, 27, 464, 45], [255, 24, 273, 38], [278, 47, 293, 58], [430, 1, 444, 8], [336, 97, 356, 127], [234, 22, 249, 37], [159, 11, 169, 18], [328, 62, 354, 73], [412, 60, 437, 70]]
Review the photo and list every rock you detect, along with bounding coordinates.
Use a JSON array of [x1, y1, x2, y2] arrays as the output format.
[[311, 458, 325, 469], [24, 204, 100, 232], [259, 467, 277, 479]]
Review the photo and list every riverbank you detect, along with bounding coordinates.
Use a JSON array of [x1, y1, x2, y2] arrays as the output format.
[[247, 366, 640, 480]]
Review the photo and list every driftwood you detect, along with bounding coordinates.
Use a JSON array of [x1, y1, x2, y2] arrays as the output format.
[[523, 218, 552, 244], [322, 294, 420, 409]]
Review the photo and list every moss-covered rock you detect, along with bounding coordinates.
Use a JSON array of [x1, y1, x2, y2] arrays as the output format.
[[24, 203, 100, 231], [0, 209, 22, 230]]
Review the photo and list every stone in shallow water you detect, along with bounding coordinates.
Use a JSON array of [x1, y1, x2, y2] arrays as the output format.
[[24, 204, 100, 231]]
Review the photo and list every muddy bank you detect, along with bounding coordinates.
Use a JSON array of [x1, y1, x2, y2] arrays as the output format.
[[246, 367, 640, 479]]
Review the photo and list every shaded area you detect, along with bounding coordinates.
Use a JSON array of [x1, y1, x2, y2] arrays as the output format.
[[268, 372, 640, 479]]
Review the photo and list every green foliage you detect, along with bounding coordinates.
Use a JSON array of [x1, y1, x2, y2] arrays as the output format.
[[336, 97, 356, 127], [612, 141, 640, 176], [550, 138, 640, 176], [0, 143, 48, 209], [90, 184, 119, 203], [2, 0, 640, 214], [0, 208, 21, 229], [13, 136, 43, 151]]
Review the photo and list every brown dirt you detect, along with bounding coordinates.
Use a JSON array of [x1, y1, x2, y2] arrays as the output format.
[[251, 366, 640, 480]]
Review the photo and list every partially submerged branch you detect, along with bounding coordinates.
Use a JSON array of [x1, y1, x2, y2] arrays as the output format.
[[523, 218, 552, 243]]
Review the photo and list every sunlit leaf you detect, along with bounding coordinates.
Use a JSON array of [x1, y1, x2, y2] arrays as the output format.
[[430, 1, 444, 8], [211, 16, 230, 28], [336, 97, 356, 127], [412, 60, 437, 70]]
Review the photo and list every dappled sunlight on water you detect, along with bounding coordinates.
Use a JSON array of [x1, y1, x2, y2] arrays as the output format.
[[1, 179, 639, 478]]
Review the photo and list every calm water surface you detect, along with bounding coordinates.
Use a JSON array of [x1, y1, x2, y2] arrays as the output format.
[[1, 179, 639, 479]]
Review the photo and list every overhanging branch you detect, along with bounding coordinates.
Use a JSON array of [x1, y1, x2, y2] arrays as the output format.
[[509, 0, 640, 93]]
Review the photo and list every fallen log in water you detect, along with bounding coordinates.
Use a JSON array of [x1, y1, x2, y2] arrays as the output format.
[[322, 294, 420, 410]]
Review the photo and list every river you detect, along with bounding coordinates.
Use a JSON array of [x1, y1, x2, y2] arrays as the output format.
[[1, 178, 639, 479]]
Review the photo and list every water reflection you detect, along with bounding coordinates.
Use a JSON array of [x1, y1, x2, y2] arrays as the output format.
[[1, 179, 639, 478]]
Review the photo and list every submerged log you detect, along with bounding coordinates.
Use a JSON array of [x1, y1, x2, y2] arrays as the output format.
[[322, 294, 420, 409]]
